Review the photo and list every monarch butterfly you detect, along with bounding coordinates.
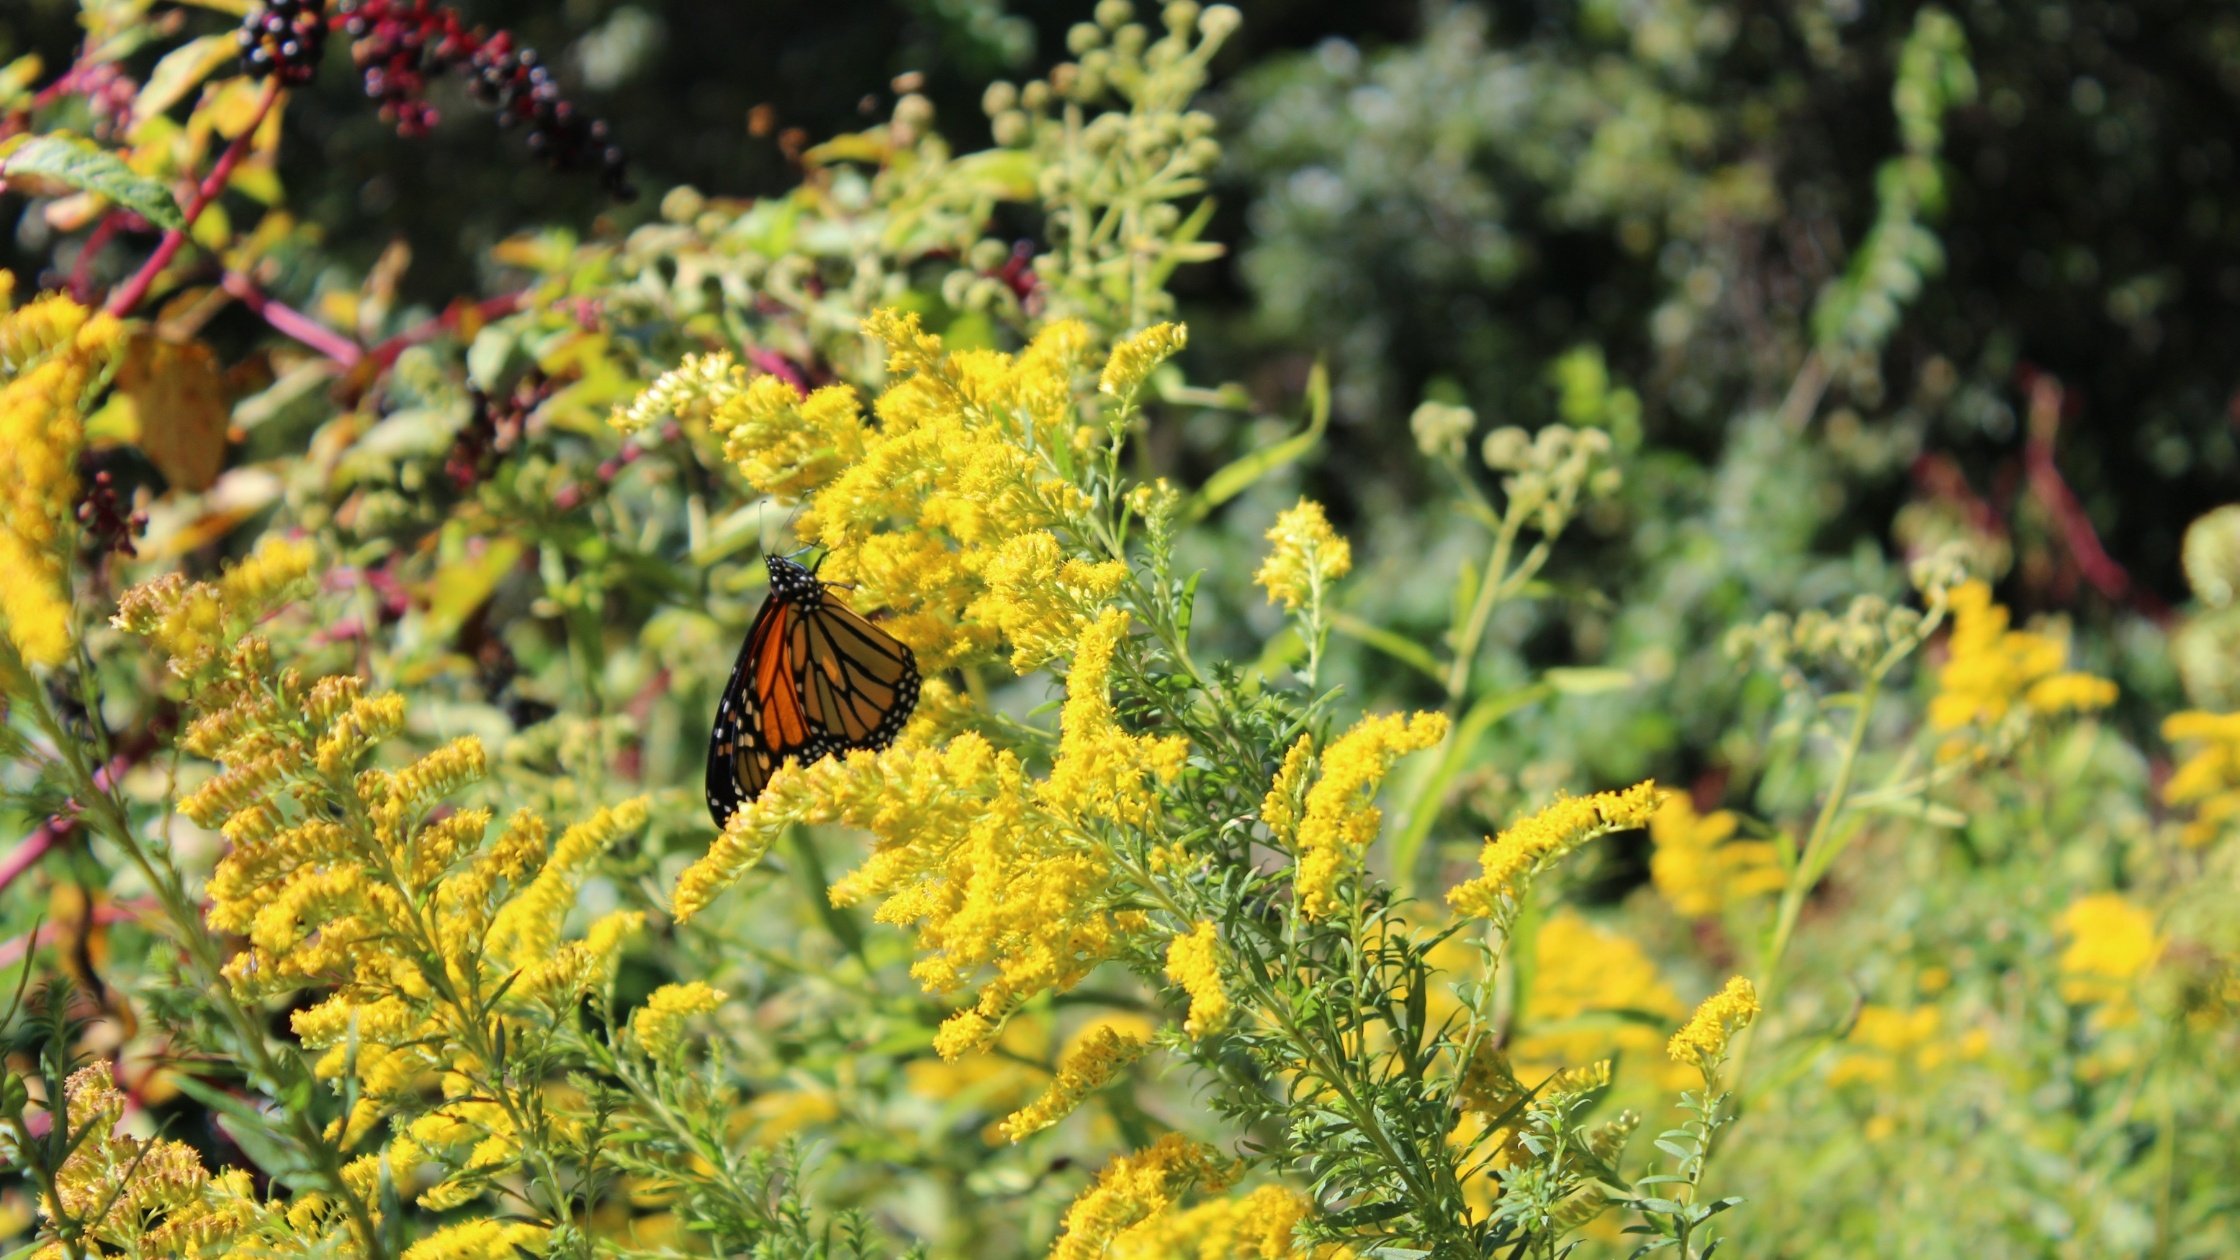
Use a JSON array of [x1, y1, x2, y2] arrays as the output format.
[[705, 554, 921, 827]]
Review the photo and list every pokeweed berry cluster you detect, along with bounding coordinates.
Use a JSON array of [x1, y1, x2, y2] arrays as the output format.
[[338, 0, 633, 198], [231, 0, 632, 198], [238, 0, 330, 86]]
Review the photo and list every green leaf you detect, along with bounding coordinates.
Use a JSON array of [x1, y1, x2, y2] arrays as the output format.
[[0, 134, 184, 231], [1544, 666, 1637, 695], [1329, 610, 1441, 680], [1183, 359, 1329, 524], [1386, 680, 1555, 897]]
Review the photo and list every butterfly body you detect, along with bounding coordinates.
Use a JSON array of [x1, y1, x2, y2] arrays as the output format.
[[705, 555, 920, 826]]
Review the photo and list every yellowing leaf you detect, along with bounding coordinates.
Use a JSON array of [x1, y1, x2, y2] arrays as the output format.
[[114, 331, 231, 491]]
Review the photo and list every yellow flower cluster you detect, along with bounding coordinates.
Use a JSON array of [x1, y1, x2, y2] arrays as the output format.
[[1107, 1184, 1334, 1259], [2162, 710, 2240, 848], [1929, 579, 2116, 733], [1283, 711, 1447, 918], [1667, 976, 1760, 1076], [1049, 1134, 1235, 1260], [112, 535, 317, 678], [630, 981, 726, 1059], [1164, 920, 1231, 1037], [624, 311, 1178, 675], [0, 284, 122, 666], [673, 609, 1184, 1058], [33, 1063, 309, 1258], [1447, 781, 1662, 920], [1648, 792, 1786, 918], [1254, 498, 1352, 613], [400, 1219, 552, 1260], [117, 565, 652, 1212], [1001, 1021, 1149, 1141], [1825, 1004, 1989, 1090], [2056, 892, 2161, 1023], [1511, 909, 1687, 1090]]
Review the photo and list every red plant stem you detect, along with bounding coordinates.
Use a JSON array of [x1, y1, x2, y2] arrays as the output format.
[[221, 270, 364, 366], [746, 347, 809, 394], [107, 78, 283, 318], [70, 213, 126, 303], [0, 818, 68, 898], [368, 292, 527, 369], [2022, 375, 2166, 618]]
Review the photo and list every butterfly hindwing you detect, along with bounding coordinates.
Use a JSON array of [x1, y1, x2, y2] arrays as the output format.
[[705, 556, 922, 827]]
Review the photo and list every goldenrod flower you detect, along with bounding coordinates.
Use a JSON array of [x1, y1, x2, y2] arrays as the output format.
[[400, 1219, 550, 1260], [1001, 1021, 1149, 1141], [609, 350, 748, 434], [1447, 781, 1661, 919], [2056, 893, 2161, 1023], [1100, 322, 1187, 400], [1254, 498, 1352, 612], [1825, 1004, 1961, 1089], [1929, 580, 2115, 733], [1509, 910, 1687, 1090], [0, 286, 121, 666], [1259, 734, 1314, 847], [1648, 792, 1786, 918], [2162, 709, 2240, 848], [1164, 921, 1230, 1037], [1049, 1134, 1234, 1260], [1108, 1184, 1327, 1259], [630, 981, 726, 1058], [1291, 711, 1447, 918], [1667, 976, 1760, 1075]]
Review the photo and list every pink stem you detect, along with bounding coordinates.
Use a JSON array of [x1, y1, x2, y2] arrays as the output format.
[[0, 818, 67, 898], [745, 347, 808, 394], [107, 79, 283, 318], [369, 292, 527, 368], [70, 213, 126, 303], [2022, 375, 2167, 620], [221, 271, 363, 366]]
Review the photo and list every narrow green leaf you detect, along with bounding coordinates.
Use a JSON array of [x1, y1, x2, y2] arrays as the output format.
[[1183, 359, 1330, 523], [1, 134, 185, 230], [1329, 610, 1441, 680]]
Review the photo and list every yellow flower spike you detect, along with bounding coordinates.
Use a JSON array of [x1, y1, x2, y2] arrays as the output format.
[[630, 981, 726, 1058], [314, 693, 409, 778], [1929, 579, 2116, 733], [1648, 792, 1786, 919], [1254, 497, 1353, 612], [1001, 1022, 1150, 1141], [1163, 921, 1230, 1037], [1259, 734, 1314, 847], [1039, 608, 1189, 830], [1668, 976, 1761, 1076], [1448, 781, 1663, 920], [0, 287, 121, 667], [1100, 321, 1187, 401], [2160, 709, 2240, 848], [399, 1219, 550, 1260], [610, 350, 746, 434], [1291, 711, 1447, 919], [2056, 893, 2161, 1023], [215, 535, 319, 617], [1049, 1134, 1235, 1260], [1108, 1184, 1321, 1259]]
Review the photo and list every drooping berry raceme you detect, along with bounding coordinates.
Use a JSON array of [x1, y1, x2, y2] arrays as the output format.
[[336, 0, 634, 198], [232, 0, 632, 197], [237, 0, 331, 87]]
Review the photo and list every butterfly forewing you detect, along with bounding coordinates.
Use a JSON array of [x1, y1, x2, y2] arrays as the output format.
[[705, 556, 921, 827]]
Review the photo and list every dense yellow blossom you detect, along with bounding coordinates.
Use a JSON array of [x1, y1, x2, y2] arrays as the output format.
[[1254, 498, 1352, 612], [674, 606, 1182, 1055], [1050, 1134, 1236, 1260], [1929, 580, 2116, 733], [2162, 709, 2240, 848], [1825, 1004, 1989, 1089], [1165, 921, 1231, 1036], [1100, 321, 1188, 400], [1648, 792, 1786, 918], [1289, 711, 1447, 918], [0, 285, 122, 665], [116, 569, 654, 1219], [1448, 781, 1662, 919], [1259, 734, 1315, 846], [609, 350, 748, 434], [2057, 893, 2161, 1023], [34, 1063, 308, 1257], [1002, 1021, 1150, 1141], [400, 1219, 550, 1260], [1511, 910, 1687, 1089], [630, 981, 726, 1058], [1108, 1184, 1334, 1259], [1668, 976, 1760, 1075]]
